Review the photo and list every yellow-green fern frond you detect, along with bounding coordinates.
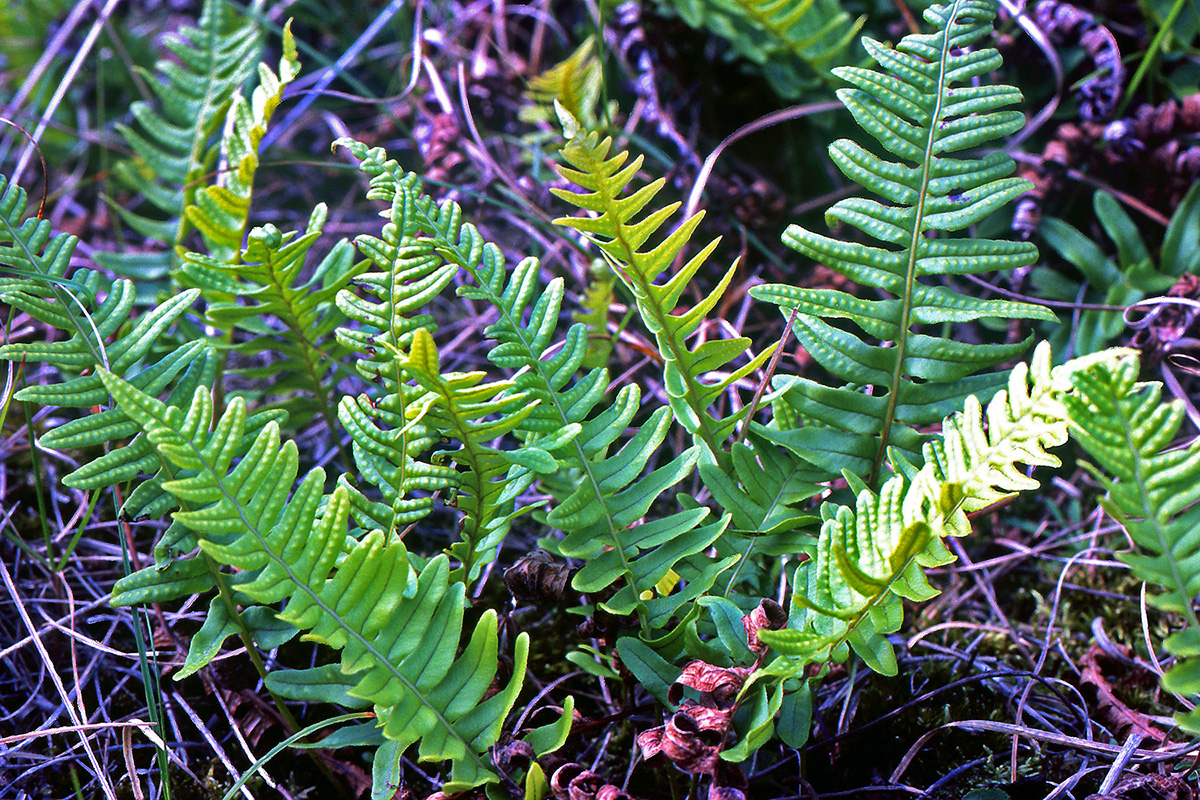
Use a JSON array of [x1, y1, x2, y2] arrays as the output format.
[[184, 21, 301, 266], [552, 122, 775, 461], [522, 37, 606, 129]]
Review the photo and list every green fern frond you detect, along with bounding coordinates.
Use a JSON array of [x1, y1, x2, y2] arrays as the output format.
[[762, 343, 1087, 676], [0, 176, 79, 294], [333, 144, 464, 537], [180, 205, 364, 429], [183, 22, 300, 266], [335, 138, 731, 628], [103, 0, 262, 277], [727, 0, 862, 71], [97, 369, 535, 793], [552, 125, 776, 461], [664, 0, 860, 96], [574, 259, 618, 370], [751, 0, 1054, 488], [400, 328, 540, 582], [1065, 351, 1200, 732], [0, 171, 240, 520]]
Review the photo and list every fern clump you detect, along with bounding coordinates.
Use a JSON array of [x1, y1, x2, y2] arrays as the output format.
[[0, 0, 1175, 793]]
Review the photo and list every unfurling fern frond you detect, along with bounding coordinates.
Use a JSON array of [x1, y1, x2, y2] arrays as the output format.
[[102, 0, 262, 280], [553, 122, 776, 463], [97, 370, 540, 794], [1065, 351, 1200, 733], [751, 0, 1055, 487]]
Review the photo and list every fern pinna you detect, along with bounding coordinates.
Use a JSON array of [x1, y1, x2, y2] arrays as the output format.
[[751, 0, 1056, 487], [1066, 352, 1200, 733]]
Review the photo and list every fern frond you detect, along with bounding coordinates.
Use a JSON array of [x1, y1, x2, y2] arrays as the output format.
[[332, 145, 464, 537], [763, 343, 1086, 673], [727, 0, 862, 73], [521, 37, 605, 129], [1065, 350, 1200, 732], [664, 0, 859, 96], [0, 172, 237, 519], [182, 22, 300, 266], [400, 328, 540, 582], [97, 369, 535, 792], [104, 0, 262, 277], [751, 0, 1054, 487], [553, 127, 776, 461], [335, 139, 731, 627], [180, 205, 364, 428]]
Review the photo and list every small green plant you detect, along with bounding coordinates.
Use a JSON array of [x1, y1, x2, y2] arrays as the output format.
[[2, 0, 1195, 796], [1035, 184, 1200, 359]]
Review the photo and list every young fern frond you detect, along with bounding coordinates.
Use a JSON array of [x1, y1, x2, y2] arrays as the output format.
[[181, 23, 300, 267], [1065, 351, 1200, 732], [521, 37, 605, 130], [104, 0, 262, 278], [401, 328, 540, 582], [751, 0, 1055, 487], [97, 369, 538, 794], [552, 125, 776, 463]]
